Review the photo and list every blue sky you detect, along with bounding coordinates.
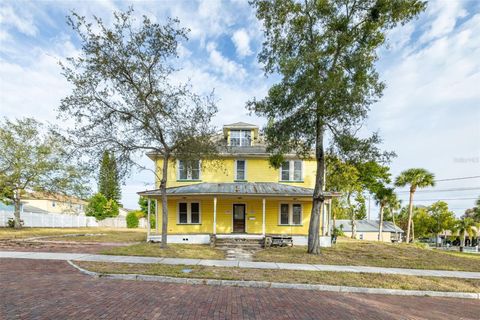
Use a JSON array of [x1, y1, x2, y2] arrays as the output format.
[[1, 0, 479, 216]]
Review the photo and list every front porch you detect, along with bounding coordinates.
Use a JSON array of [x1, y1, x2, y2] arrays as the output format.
[[138, 182, 339, 247]]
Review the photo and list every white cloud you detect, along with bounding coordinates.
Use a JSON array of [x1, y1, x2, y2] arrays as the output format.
[[0, 4, 38, 37], [369, 8, 480, 216], [232, 28, 252, 57], [206, 42, 246, 79], [420, 0, 467, 43]]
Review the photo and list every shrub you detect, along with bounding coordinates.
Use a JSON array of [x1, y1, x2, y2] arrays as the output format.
[[104, 199, 119, 217], [126, 211, 139, 228], [86, 193, 120, 220], [133, 210, 156, 229]]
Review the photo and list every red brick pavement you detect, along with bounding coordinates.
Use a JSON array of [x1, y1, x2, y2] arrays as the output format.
[[0, 240, 121, 253], [0, 258, 479, 320]]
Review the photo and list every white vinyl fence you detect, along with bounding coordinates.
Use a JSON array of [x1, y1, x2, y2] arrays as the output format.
[[0, 210, 98, 228], [97, 217, 127, 228]]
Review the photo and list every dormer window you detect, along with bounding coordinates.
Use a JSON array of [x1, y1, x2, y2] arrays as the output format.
[[230, 130, 251, 147]]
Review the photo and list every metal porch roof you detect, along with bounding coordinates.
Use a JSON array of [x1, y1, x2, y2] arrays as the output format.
[[335, 220, 404, 233], [138, 182, 340, 198]]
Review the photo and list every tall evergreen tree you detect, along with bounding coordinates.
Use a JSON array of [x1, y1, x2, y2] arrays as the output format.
[[98, 151, 121, 203]]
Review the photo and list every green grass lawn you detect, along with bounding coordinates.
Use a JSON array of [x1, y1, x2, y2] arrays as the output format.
[[100, 243, 225, 260], [254, 238, 480, 272], [77, 261, 480, 293], [0, 227, 146, 242]]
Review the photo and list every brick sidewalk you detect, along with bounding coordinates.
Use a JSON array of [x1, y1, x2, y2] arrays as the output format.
[[1, 258, 479, 320]]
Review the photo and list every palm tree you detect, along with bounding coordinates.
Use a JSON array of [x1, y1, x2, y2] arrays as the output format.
[[374, 187, 396, 241], [452, 218, 479, 252], [394, 168, 435, 243]]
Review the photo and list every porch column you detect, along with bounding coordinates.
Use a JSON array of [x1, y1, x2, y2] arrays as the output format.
[[213, 196, 217, 235], [327, 200, 332, 236], [262, 198, 266, 236], [147, 198, 151, 240], [321, 203, 326, 236], [155, 199, 159, 234]]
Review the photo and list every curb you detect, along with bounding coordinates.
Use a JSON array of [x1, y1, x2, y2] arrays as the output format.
[[67, 260, 480, 300]]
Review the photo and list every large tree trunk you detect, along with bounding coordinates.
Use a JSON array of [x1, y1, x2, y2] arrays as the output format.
[[160, 154, 169, 248], [460, 232, 466, 252], [411, 219, 415, 242], [378, 205, 384, 241], [308, 120, 325, 254], [13, 189, 22, 229], [406, 190, 414, 243]]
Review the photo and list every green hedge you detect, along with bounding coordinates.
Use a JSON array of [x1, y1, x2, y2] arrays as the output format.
[[126, 211, 139, 228]]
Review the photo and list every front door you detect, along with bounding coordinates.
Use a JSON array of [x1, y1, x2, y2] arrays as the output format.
[[233, 204, 246, 233]]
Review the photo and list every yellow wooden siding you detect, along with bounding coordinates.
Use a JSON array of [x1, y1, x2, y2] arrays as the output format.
[[152, 197, 317, 236], [155, 158, 317, 189]]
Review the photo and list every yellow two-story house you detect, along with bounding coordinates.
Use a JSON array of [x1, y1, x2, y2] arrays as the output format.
[[139, 122, 337, 246]]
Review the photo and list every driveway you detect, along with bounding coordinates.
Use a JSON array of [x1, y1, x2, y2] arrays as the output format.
[[1, 258, 479, 320]]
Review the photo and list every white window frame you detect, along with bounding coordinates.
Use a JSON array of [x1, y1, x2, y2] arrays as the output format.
[[278, 203, 303, 226], [234, 159, 247, 181], [177, 201, 202, 224], [229, 130, 251, 147], [177, 160, 201, 181], [279, 160, 303, 181]]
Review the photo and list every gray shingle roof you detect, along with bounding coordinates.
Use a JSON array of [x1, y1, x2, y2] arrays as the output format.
[[139, 182, 340, 198], [335, 220, 404, 233]]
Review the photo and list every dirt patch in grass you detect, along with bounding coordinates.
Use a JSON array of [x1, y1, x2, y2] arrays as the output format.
[[254, 238, 480, 272], [0, 228, 146, 242], [100, 243, 225, 260], [76, 261, 480, 293]]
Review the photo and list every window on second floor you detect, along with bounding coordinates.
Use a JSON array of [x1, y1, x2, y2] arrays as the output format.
[[230, 130, 251, 146], [280, 160, 303, 181], [235, 160, 246, 181], [178, 160, 201, 180]]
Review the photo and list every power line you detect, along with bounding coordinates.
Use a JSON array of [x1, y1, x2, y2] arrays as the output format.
[[395, 187, 480, 193], [435, 175, 480, 182], [400, 197, 477, 201]]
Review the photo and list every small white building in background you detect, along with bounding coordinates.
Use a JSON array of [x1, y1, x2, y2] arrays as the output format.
[[335, 219, 404, 242]]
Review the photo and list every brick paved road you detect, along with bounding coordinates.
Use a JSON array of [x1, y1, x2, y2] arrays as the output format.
[[0, 240, 122, 253], [1, 259, 479, 320]]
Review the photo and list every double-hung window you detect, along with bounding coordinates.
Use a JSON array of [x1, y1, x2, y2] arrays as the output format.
[[230, 130, 251, 146], [178, 202, 201, 224], [235, 160, 246, 181], [279, 203, 302, 226], [280, 160, 303, 181], [178, 160, 201, 180]]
